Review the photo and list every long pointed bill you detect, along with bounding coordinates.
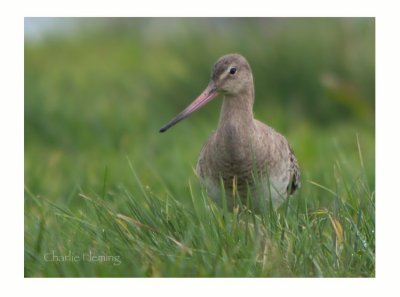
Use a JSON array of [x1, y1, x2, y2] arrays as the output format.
[[159, 82, 218, 133]]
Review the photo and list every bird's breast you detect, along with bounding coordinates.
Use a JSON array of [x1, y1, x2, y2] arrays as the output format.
[[208, 123, 262, 187]]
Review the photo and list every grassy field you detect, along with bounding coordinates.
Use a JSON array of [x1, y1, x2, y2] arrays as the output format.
[[24, 18, 375, 277]]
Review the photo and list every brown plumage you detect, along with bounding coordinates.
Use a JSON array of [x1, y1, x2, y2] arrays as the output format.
[[160, 53, 300, 211]]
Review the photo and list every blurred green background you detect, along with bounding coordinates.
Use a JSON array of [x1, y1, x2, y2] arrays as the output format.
[[25, 18, 375, 276], [25, 18, 375, 199]]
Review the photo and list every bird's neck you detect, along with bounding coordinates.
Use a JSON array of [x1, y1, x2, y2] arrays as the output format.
[[217, 89, 255, 130], [213, 89, 257, 173]]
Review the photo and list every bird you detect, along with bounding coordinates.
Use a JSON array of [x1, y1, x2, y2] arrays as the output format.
[[159, 53, 300, 211]]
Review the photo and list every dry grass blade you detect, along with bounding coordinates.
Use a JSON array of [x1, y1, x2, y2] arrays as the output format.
[[116, 213, 192, 255]]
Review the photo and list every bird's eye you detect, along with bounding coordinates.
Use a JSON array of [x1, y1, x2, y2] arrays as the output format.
[[229, 67, 237, 75]]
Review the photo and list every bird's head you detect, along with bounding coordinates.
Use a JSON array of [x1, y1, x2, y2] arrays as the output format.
[[159, 53, 253, 133]]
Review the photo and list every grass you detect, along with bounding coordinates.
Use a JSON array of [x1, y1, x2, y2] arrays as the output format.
[[24, 18, 375, 277], [24, 133, 375, 277]]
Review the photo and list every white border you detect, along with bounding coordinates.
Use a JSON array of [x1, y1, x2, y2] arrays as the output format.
[[2, 0, 399, 296]]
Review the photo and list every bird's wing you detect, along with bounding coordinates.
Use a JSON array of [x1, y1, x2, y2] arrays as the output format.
[[287, 145, 301, 194]]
